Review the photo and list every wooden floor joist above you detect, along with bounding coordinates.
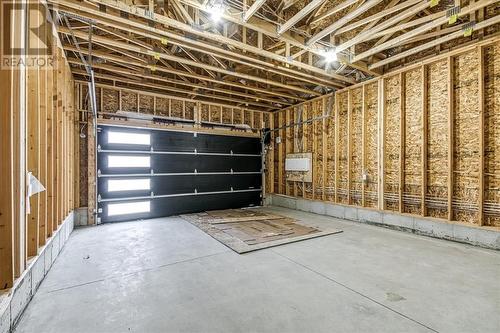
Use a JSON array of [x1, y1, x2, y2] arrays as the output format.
[[48, 0, 499, 111]]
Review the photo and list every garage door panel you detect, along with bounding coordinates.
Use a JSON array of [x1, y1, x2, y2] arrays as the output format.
[[100, 191, 261, 223], [97, 125, 262, 223], [191, 134, 262, 154], [99, 174, 262, 200], [98, 154, 261, 175]]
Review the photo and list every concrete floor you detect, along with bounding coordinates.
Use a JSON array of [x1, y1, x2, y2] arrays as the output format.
[[15, 206, 500, 333]]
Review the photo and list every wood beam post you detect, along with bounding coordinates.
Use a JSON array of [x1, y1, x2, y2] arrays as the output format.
[[0, 1, 15, 288]]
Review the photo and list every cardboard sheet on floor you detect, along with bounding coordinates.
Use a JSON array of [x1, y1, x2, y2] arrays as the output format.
[[181, 209, 342, 253]]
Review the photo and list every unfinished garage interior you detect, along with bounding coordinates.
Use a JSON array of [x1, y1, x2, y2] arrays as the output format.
[[1, 0, 499, 332]]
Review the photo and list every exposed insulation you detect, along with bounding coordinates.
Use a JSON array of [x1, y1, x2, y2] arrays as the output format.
[[453, 50, 480, 224], [427, 60, 449, 219], [403, 69, 423, 215], [384, 75, 401, 211], [484, 42, 500, 226]]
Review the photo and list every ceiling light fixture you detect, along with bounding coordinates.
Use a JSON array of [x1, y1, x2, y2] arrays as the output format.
[[206, 0, 225, 22], [322, 48, 338, 63]]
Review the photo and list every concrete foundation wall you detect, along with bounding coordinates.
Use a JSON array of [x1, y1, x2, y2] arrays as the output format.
[[267, 194, 500, 250], [0, 212, 75, 333]]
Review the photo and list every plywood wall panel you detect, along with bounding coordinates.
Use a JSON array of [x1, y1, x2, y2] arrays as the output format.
[[102, 88, 119, 113], [484, 43, 500, 226], [427, 60, 449, 219], [453, 50, 480, 224], [326, 96, 336, 202], [350, 88, 363, 206], [403, 69, 423, 215], [269, 40, 500, 230], [209, 105, 221, 123], [139, 95, 154, 114], [384, 75, 401, 211], [365, 83, 379, 208], [121, 91, 137, 112], [156, 97, 169, 116], [337, 92, 349, 204]]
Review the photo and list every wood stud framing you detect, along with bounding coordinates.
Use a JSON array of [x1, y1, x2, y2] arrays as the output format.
[[0, 7, 77, 289], [269, 39, 500, 229]]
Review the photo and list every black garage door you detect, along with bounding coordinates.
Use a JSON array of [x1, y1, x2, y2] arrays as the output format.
[[96, 124, 262, 223]]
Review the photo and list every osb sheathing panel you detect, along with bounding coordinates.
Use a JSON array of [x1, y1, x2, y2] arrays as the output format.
[[139, 95, 154, 114], [384, 75, 401, 211], [79, 135, 88, 207], [253, 112, 262, 128], [295, 107, 304, 197], [244, 111, 252, 127], [313, 99, 324, 199], [273, 113, 279, 194], [304, 103, 313, 199], [233, 109, 242, 124], [95, 87, 101, 113], [454, 50, 480, 224], [102, 88, 118, 113], [121, 91, 137, 112], [210, 105, 221, 123], [285, 109, 294, 196], [263, 112, 272, 194], [171, 100, 183, 118], [350, 88, 363, 206], [222, 107, 232, 124], [337, 92, 348, 204], [185, 102, 195, 120], [365, 83, 378, 208], [290, 108, 298, 197], [403, 69, 423, 215], [485, 4, 500, 35], [201, 104, 209, 122], [326, 96, 335, 202], [156, 97, 169, 116], [269, 42, 500, 229], [427, 60, 449, 219], [484, 42, 500, 226]]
